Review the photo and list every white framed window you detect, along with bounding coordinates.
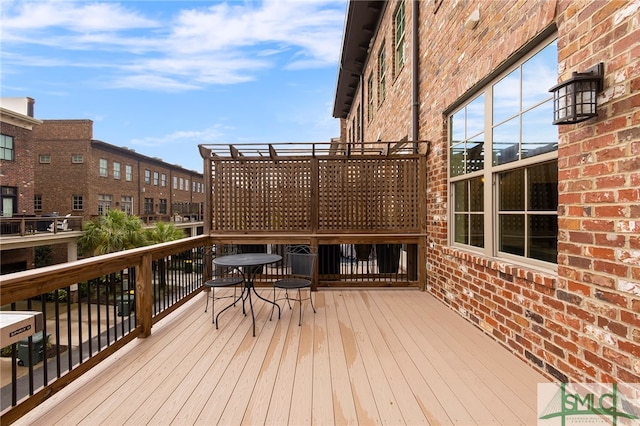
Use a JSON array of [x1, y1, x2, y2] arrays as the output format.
[[173, 176, 178, 189], [153, 171, 159, 186], [179, 178, 184, 190], [99, 159, 108, 177], [125, 165, 133, 181], [98, 194, 112, 215], [449, 37, 558, 268], [144, 169, 151, 184], [113, 162, 121, 180], [39, 154, 51, 164], [161, 173, 167, 187], [185, 179, 189, 191], [72, 195, 83, 211], [72, 154, 84, 164], [1, 134, 14, 161], [394, 0, 405, 75], [121, 196, 133, 215]]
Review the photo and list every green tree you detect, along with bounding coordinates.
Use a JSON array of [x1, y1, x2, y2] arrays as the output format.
[[78, 210, 146, 256], [145, 221, 186, 287], [144, 221, 185, 245]]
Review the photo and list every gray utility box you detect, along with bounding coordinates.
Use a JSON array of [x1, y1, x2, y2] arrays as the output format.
[[18, 331, 50, 367], [116, 294, 135, 316]]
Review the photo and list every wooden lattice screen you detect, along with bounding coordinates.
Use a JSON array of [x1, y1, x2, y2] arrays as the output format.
[[202, 143, 426, 234]]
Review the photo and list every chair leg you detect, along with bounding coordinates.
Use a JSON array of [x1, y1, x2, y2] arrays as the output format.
[[205, 288, 216, 324], [211, 288, 215, 323], [309, 288, 316, 313], [284, 290, 293, 309], [298, 288, 303, 326], [270, 286, 277, 321]]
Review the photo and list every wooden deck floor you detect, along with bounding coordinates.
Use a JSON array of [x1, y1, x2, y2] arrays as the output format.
[[15, 289, 548, 425]]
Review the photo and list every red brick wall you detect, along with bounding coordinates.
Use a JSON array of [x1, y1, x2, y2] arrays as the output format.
[[33, 120, 91, 216], [349, 0, 640, 384], [1, 119, 37, 272], [554, 0, 640, 383], [1, 121, 36, 215], [32, 120, 204, 222]]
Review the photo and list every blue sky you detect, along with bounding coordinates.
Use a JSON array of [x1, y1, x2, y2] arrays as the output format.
[[1, 0, 347, 172]]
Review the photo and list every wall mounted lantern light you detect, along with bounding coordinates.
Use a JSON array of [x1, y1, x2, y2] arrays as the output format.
[[549, 62, 604, 125]]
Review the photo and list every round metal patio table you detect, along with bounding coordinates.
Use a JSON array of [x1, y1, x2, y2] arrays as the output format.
[[212, 253, 282, 336]]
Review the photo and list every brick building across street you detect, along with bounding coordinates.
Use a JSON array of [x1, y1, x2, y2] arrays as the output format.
[[1, 99, 205, 272], [32, 119, 205, 224]]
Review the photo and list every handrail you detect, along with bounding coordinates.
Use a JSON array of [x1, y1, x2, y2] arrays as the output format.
[[0, 235, 209, 306], [0, 235, 209, 425]]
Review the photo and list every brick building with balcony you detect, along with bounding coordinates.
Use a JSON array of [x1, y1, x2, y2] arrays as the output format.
[[334, 0, 639, 385], [32, 119, 205, 224], [0, 98, 42, 273], [1, 100, 205, 273]]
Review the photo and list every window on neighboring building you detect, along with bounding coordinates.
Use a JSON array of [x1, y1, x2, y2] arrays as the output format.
[[72, 154, 84, 163], [113, 162, 121, 179], [98, 194, 112, 215], [153, 171, 159, 186], [99, 159, 108, 177], [179, 178, 184, 190], [449, 37, 558, 267], [34, 194, 42, 211], [144, 198, 154, 214], [378, 42, 386, 104], [161, 173, 167, 187], [173, 176, 178, 189], [185, 179, 189, 191], [121, 196, 133, 215], [159, 199, 167, 214], [367, 73, 374, 122], [1, 186, 17, 216], [394, 0, 405, 75], [125, 165, 133, 181], [144, 169, 151, 184], [72, 195, 83, 211], [39, 154, 51, 164], [0, 135, 14, 161]]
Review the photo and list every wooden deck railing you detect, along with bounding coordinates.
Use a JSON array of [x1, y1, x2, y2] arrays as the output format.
[[0, 236, 208, 424], [1, 233, 419, 424]]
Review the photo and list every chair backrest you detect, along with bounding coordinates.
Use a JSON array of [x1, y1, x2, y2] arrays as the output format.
[[286, 245, 317, 279]]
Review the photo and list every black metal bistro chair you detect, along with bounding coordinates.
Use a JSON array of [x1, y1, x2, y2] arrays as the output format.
[[271, 245, 317, 326], [204, 258, 244, 324]]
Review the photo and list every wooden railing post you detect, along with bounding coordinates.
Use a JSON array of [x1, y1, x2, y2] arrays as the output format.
[[137, 253, 153, 337]]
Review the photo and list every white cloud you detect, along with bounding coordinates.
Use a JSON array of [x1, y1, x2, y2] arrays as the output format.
[[0, 0, 346, 91], [129, 124, 231, 148], [1, 0, 159, 32], [110, 74, 202, 92]]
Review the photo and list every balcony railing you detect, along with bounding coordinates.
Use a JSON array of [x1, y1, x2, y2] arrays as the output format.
[[0, 236, 208, 423], [1, 234, 416, 423], [0, 215, 83, 237]]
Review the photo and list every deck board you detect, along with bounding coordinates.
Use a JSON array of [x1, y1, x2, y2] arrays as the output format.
[[14, 289, 549, 426]]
